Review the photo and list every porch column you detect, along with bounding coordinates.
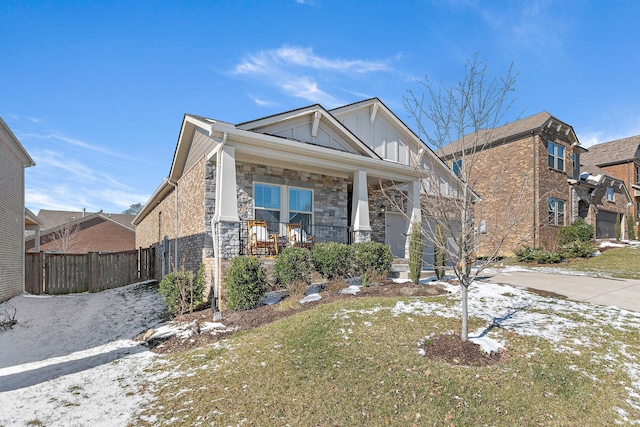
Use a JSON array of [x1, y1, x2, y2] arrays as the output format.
[[405, 180, 422, 258], [215, 145, 240, 258], [351, 170, 371, 243]]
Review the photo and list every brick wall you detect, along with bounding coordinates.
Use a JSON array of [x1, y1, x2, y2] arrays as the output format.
[[26, 217, 135, 253], [0, 141, 25, 302]]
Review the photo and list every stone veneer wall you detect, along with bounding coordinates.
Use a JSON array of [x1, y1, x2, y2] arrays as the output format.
[[368, 186, 405, 245], [234, 161, 349, 245]]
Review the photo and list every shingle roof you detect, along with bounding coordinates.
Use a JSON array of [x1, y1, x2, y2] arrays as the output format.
[[36, 209, 135, 231], [436, 111, 567, 158], [581, 135, 640, 167]]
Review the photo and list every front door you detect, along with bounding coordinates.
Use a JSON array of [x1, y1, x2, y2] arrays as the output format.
[[386, 212, 407, 259]]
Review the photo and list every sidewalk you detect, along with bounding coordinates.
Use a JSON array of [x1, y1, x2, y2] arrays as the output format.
[[480, 269, 640, 312]]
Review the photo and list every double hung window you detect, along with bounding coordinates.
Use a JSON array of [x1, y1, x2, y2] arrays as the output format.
[[548, 142, 565, 171], [254, 183, 313, 233], [606, 187, 615, 202], [548, 197, 565, 225], [452, 159, 463, 177]]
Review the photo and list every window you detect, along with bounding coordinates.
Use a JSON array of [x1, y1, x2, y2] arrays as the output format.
[[452, 159, 463, 177], [572, 153, 580, 177], [636, 164, 640, 184], [548, 142, 565, 171], [548, 197, 565, 225], [606, 187, 615, 202], [254, 183, 313, 232]]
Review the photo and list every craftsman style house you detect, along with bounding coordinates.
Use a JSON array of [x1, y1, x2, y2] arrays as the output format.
[[438, 112, 632, 255], [581, 135, 640, 237], [134, 98, 465, 286], [0, 118, 35, 302]]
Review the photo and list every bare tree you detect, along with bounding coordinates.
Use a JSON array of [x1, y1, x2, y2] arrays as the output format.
[[403, 54, 532, 341], [49, 223, 85, 253]]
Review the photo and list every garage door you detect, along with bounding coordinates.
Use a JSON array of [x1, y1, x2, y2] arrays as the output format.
[[596, 210, 618, 239]]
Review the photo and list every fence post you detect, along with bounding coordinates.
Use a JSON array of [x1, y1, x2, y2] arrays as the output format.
[[88, 252, 99, 293]]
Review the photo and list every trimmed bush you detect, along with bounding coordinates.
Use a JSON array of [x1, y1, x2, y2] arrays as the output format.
[[615, 213, 622, 240], [561, 240, 596, 259], [159, 264, 206, 317], [408, 222, 423, 284], [274, 246, 314, 288], [352, 241, 393, 286], [557, 218, 594, 245], [628, 214, 637, 241], [224, 256, 268, 310], [434, 224, 447, 281], [311, 242, 353, 280]]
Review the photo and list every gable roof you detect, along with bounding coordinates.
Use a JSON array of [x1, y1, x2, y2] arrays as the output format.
[[437, 112, 581, 158], [581, 135, 640, 167], [0, 117, 35, 167], [35, 209, 135, 231], [236, 104, 380, 158]]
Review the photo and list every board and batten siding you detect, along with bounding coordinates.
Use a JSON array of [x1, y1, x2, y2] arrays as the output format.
[[0, 138, 26, 302], [339, 111, 411, 165]]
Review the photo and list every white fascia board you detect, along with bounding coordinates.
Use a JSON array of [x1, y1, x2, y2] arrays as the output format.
[[215, 125, 418, 182], [133, 178, 172, 225]]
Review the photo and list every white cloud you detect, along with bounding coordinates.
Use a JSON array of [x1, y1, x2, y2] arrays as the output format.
[[232, 46, 394, 105]]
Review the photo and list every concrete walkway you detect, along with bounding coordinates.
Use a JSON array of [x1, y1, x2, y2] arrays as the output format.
[[480, 269, 640, 312]]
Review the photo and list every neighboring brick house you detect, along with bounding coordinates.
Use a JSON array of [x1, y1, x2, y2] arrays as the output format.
[[134, 98, 466, 302], [0, 117, 35, 302], [25, 210, 136, 253], [436, 111, 622, 255], [581, 135, 640, 237]]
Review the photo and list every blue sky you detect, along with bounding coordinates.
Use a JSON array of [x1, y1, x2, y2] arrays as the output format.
[[2, 0, 640, 214]]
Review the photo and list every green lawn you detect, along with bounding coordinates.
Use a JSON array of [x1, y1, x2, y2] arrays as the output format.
[[135, 284, 640, 426], [563, 245, 640, 279]]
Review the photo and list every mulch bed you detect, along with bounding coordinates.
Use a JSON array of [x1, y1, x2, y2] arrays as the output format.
[[149, 279, 503, 366]]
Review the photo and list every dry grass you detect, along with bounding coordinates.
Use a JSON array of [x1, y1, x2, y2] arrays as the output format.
[[135, 293, 638, 426], [564, 245, 640, 279]]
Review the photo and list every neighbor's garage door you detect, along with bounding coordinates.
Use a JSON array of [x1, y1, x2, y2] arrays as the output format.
[[596, 210, 618, 239]]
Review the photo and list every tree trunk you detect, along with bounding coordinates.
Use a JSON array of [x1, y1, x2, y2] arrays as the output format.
[[461, 283, 468, 341]]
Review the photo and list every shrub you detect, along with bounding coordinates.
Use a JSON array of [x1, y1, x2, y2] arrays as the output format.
[[615, 213, 622, 240], [352, 241, 393, 286], [628, 214, 637, 241], [561, 240, 596, 259], [311, 242, 353, 280], [224, 256, 268, 310], [408, 222, 423, 284], [514, 246, 563, 264], [159, 264, 206, 317], [557, 218, 594, 245], [434, 224, 447, 281], [274, 246, 314, 288]]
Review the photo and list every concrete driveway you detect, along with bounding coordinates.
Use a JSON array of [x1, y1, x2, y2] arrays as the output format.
[[480, 269, 640, 312]]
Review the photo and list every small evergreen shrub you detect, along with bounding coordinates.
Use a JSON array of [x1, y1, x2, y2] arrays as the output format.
[[434, 224, 447, 281], [352, 241, 393, 286], [159, 264, 206, 317], [311, 242, 353, 280], [224, 256, 268, 310], [557, 218, 594, 245], [274, 246, 314, 288], [408, 222, 423, 284], [561, 240, 596, 259], [514, 246, 563, 264], [628, 214, 637, 241], [615, 213, 622, 240]]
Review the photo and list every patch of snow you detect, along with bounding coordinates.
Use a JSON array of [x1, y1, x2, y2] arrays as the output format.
[[338, 285, 361, 295], [300, 293, 322, 304]]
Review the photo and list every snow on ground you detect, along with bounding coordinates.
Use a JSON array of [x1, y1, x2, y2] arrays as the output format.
[[2, 272, 640, 425]]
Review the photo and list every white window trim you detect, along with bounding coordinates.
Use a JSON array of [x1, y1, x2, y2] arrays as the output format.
[[606, 187, 615, 202], [253, 182, 314, 228]]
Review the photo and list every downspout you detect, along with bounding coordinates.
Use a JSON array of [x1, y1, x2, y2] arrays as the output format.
[[167, 178, 179, 271], [531, 131, 537, 247], [211, 132, 228, 321]]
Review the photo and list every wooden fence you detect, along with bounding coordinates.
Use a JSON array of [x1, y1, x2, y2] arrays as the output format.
[[25, 247, 156, 295]]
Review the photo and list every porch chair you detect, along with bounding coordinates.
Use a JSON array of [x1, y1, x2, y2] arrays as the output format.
[[248, 220, 278, 255], [287, 223, 315, 250]]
